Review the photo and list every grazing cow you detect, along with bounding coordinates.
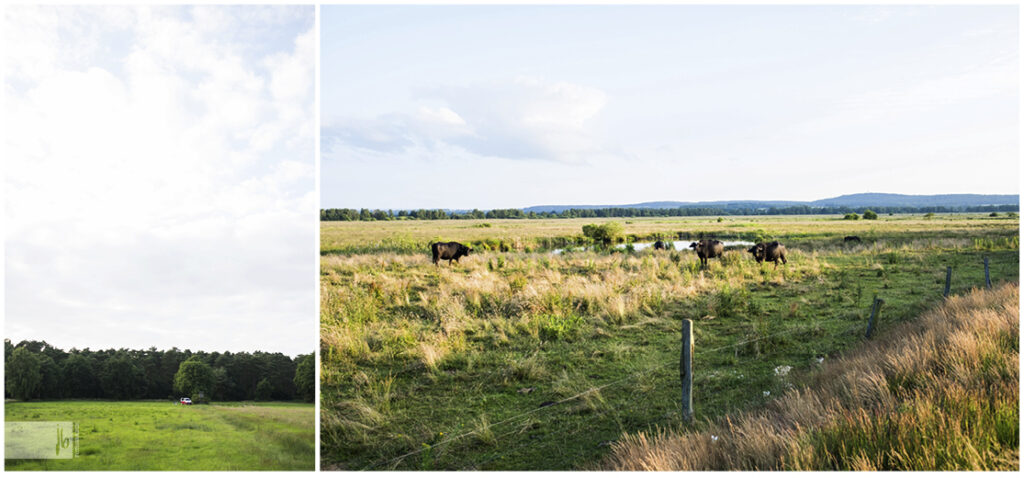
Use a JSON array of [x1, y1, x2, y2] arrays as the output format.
[[844, 236, 862, 243], [653, 240, 667, 250], [430, 241, 472, 266], [689, 239, 724, 267], [747, 241, 788, 269]]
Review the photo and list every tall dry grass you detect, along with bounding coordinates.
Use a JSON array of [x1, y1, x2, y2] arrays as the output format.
[[321, 215, 1017, 255], [319, 249, 808, 376], [600, 283, 1019, 471]]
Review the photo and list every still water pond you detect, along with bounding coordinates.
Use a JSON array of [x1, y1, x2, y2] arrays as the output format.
[[553, 240, 755, 254]]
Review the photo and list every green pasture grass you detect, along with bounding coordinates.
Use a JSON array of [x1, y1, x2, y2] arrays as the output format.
[[321, 213, 1018, 255], [320, 215, 1018, 470], [4, 401, 314, 470], [599, 283, 1018, 470], [212, 401, 312, 408]]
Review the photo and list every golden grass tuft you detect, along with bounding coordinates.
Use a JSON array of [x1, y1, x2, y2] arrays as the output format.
[[325, 249, 809, 368]]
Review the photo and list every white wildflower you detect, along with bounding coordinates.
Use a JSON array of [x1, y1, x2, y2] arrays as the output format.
[[774, 365, 792, 376], [817, 357, 825, 364], [711, 435, 719, 442], [763, 390, 770, 397]]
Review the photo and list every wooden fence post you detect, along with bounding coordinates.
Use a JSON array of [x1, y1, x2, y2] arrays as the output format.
[[943, 266, 952, 297], [984, 257, 991, 289], [680, 319, 693, 423], [865, 296, 882, 339]]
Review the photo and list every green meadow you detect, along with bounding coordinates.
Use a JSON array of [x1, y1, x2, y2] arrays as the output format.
[[320, 213, 1018, 470], [4, 401, 314, 470]]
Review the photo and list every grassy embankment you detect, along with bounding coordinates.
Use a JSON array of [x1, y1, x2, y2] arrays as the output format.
[[4, 401, 314, 470], [601, 283, 1019, 470], [319, 214, 1018, 470]]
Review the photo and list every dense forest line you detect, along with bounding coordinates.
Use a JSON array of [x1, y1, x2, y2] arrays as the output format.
[[321, 204, 1019, 221], [4, 339, 314, 403]]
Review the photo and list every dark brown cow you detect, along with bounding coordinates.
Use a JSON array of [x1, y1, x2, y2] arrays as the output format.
[[653, 240, 667, 250], [430, 241, 472, 266], [844, 236, 862, 243], [747, 241, 788, 269], [689, 239, 724, 267]]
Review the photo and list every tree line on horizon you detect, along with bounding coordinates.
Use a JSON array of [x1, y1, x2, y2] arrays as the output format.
[[321, 204, 1019, 221], [4, 339, 314, 403]]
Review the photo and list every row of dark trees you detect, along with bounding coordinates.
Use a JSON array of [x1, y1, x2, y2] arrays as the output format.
[[4, 339, 314, 403], [322, 204, 1018, 221], [321, 208, 528, 221]]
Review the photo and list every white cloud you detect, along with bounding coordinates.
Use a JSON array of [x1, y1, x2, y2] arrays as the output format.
[[4, 6, 314, 356], [324, 76, 611, 164], [417, 106, 467, 127]]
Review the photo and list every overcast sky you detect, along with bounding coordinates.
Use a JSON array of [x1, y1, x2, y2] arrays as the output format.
[[321, 5, 1018, 210], [4, 5, 315, 356]]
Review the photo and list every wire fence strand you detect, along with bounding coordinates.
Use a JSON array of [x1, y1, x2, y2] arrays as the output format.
[[362, 319, 869, 470], [339, 260, 990, 470], [466, 323, 870, 470]]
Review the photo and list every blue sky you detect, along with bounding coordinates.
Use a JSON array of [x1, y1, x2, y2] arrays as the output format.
[[5, 6, 315, 355], [322, 5, 1018, 210]]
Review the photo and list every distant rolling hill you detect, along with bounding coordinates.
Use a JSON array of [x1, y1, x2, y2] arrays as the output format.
[[809, 193, 1019, 208], [524, 193, 1018, 214]]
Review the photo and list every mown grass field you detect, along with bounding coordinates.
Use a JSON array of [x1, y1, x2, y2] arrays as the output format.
[[319, 214, 1019, 470], [4, 401, 314, 470]]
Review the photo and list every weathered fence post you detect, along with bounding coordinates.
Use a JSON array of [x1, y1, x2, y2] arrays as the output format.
[[984, 257, 991, 289], [943, 266, 952, 297], [865, 296, 882, 339], [680, 319, 693, 423]]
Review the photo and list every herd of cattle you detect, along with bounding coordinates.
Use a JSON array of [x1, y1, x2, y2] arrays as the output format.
[[687, 239, 788, 269], [430, 238, 799, 269]]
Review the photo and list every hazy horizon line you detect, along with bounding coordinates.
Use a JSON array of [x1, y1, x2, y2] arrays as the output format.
[[321, 191, 1021, 211]]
